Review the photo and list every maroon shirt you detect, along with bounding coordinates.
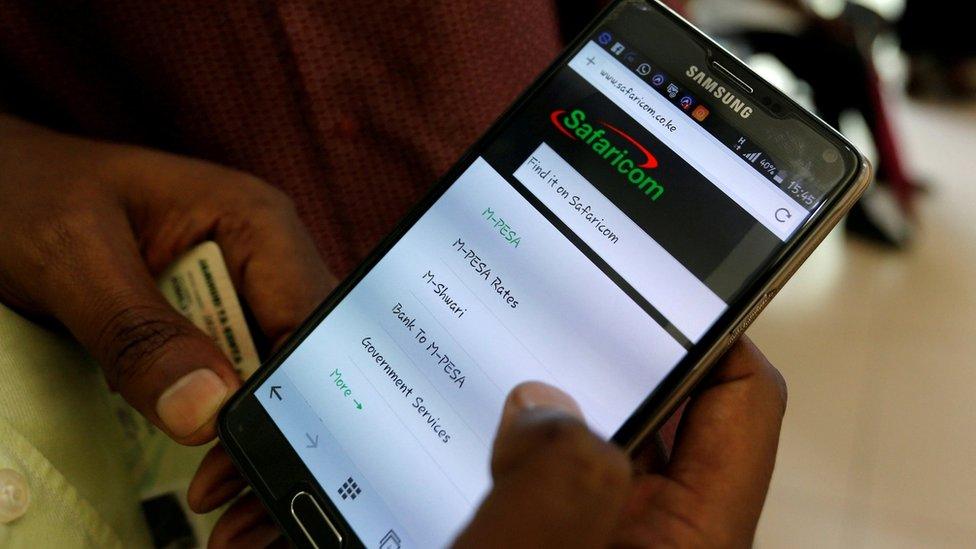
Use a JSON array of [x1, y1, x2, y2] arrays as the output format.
[[0, 0, 693, 453], [0, 1, 604, 276]]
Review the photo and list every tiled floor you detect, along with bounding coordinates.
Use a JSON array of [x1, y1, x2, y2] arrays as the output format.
[[751, 100, 976, 547]]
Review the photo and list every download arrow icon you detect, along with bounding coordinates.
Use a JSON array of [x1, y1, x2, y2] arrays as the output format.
[[305, 433, 319, 449], [354, 399, 363, 410]]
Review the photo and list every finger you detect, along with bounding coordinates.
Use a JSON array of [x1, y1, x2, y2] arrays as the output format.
[[188, 444, 248, 513], [454, 383, 631, 549], [122, 160, 337, 349], [490, 381, 583, 478], [665, 336, 787, 539], [27, 201, 240, 445], [209, 183, 337, 349], [208, 492, 279, 549], [495, 382, 583, 446]]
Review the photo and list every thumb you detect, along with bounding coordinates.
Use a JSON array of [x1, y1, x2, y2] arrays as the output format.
[[454, 383, 631, 549], [36, 213, 240, 444]]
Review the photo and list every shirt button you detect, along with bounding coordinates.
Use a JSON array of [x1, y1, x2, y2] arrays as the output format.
[[0, 468, 30, 524]]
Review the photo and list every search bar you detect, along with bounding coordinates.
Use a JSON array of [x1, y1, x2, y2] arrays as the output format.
[[514, 143, 726, 342], [568, 41, 807, 241]]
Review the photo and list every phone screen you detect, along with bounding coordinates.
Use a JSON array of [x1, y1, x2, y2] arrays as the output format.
[[254, 4, 852, 546]]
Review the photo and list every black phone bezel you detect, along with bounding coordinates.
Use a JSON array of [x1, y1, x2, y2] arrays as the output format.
[[218, 1, 867, 546]]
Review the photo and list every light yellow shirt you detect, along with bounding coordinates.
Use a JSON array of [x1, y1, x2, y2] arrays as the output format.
[[0, 303, 153, 548]]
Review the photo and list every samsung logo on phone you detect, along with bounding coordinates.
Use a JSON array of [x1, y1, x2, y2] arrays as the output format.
[[686, 66, 753, 119]]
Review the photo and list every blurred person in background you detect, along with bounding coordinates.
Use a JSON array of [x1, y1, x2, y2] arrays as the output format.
[[900, 0, 976, 100], [0, 2, 787, 547], [687, 0, 921, 246]]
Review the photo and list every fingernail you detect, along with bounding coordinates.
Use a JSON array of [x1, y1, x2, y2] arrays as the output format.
[[156, 369, 229, 438], [509, 382, 583, 419]]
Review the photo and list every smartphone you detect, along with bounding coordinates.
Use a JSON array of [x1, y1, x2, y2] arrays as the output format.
[[219, 1, 870, 546]]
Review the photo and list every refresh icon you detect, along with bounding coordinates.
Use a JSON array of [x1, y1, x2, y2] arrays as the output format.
[[774, 208, 793, 223]]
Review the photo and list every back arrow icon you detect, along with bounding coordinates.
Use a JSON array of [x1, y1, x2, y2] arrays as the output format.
[[305, 433, 319, 449], [269, 386, 282, 400]]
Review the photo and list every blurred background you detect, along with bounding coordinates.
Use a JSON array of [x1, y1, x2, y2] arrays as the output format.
[[674, 0, 976, 546]]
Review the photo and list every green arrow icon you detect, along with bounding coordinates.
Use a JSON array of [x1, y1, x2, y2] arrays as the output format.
[[354, 399, 363, 410]]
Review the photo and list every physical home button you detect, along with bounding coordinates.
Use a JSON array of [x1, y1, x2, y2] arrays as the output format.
[[291, 491, 343, 548]]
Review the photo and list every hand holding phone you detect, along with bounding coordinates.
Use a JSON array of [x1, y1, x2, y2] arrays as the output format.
[[608, 338, 786, 547], [456, 338, 785, 549], [216, 1, 868, 546]]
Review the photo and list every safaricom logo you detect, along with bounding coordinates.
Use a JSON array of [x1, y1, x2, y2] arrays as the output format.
[[550, 109, 664, 201]]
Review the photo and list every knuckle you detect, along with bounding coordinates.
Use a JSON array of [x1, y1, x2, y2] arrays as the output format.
[[265, 184, 297, 214], [256, 188, 298, 224], [22, 200, 112, 288], [32, 213, 75, 258], [213, 178, 296, 244], [32, 201, 102, 258], [211, 182, 308, 276], [236, 174, 294, 215], [94, 302, 194, 389]]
